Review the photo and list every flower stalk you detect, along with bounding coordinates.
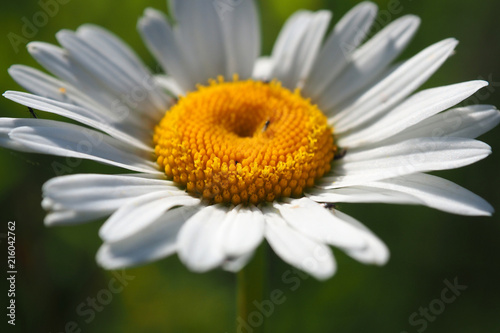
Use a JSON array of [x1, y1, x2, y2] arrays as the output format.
[[237, 244, 267, 333]]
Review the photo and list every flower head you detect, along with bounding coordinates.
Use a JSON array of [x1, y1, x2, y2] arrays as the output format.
[[2, 1, 498, 280]]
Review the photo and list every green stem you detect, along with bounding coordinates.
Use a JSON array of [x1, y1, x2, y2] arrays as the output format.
[[237, 244, 267, 333]]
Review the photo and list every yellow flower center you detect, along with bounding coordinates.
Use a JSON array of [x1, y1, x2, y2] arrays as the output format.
[[153, 78, 336, 205]]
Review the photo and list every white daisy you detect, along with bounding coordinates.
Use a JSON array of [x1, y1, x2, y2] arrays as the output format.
[[2, 1, 498, 280]]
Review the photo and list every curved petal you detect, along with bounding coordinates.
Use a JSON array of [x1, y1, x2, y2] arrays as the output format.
[[310, 173, 493, 216], [97, 206, 198, 269], [316, 15, 420, 110], [99, 191, 200, 243], [56, 29, 168, 119], [332, 38, 459, 131], [4, 91, 152, 151], [169, 0, 228, 84], [377, 105, 500, 146], [138, 8, 195, 91], [27, 42, 123, 110], [305, 2, 378, 97], [263, 206, 336, 280], [222, 251, 255, 273], [76, 24, 157, 88], [321, 137, 491, 188], [271, 11, 332, 89], [154, 75, 185, 97], [338, 80, 489, 147], [220, 0, 260, 79], [177, 205, 228, 272], [44, 209, 112, 226], [307, 186, 418, 205], [43, 173, 176, 209], [43, 173, 175, 226], [43, 173, 170, 195], [8, 65, 111, 119], [0, 118, 160, 174], [220, 205, 265, 257], [274, 198, 367, 249], [333, 210, 389, 265]]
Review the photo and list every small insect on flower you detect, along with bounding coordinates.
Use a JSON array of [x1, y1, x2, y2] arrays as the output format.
[[320, 203, 337, 211], [27, 107, 38, 119], [262, 119, 271, 133], [334, 148, 347, 160]]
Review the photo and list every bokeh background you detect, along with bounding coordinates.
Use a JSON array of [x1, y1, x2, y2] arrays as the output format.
[[1, 0, 499, 332]]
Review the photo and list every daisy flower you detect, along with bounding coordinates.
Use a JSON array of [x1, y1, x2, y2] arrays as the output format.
[[2, 0, 498, 281]]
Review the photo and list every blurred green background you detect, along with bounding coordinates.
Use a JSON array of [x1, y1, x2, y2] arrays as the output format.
[[1, 0, 499, 332]]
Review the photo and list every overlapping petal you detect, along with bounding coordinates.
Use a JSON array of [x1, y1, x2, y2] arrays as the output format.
[[1, 1, 496, 280]]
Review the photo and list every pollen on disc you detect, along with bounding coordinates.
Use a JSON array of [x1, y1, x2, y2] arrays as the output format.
[[153, 78, 336, 205]]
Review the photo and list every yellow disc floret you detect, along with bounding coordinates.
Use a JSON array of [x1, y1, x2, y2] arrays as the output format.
[[153, 78, 336, 205]]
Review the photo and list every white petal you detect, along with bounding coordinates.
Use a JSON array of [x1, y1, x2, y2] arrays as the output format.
[[27, 42, 123, 110], [154, 75, 185, 97], [44, 196, 135, 218], [321, 137, 491, 188], [0, 118, 39, 153], [219, 0, 260, 79], [333, 210, 389, 265], [316, 15, 420, 110], [339, 81, 489, 147], [307, 186, 418, 205], [222, 251, 255, 273], [263, 206, 336, 280], [363, 174, 493, 216], [44, 209, 111, 226], [170, 0, 228, 84], [221, 205, 265, 257], [269, 11, 310, 70], [378, 105, 500, 146], [274, 198, 366, 249], [56, 30, 167, 119], [99, 191, 200, 243], [0, 118, 160, 174], [138, 8, 195, 91], [311, 172, 493, 216], [43, 173, 170, 196], [76, 24, 154, 88], [43, 173, 177, 210], [177, 205, 228, 272], [287, 10, 332, 88], [97, 206, 198, 270], [8, 65, 111, 119], [252, 57, 274, 80], [305, 2, 378, 97], [271, 11, 332, 89], [332, 38, 459, 131], [4, 91, 152, 151], [42, 173, 175, 226], [268, 11, 313, 85], [76, 25, 172, 114]]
